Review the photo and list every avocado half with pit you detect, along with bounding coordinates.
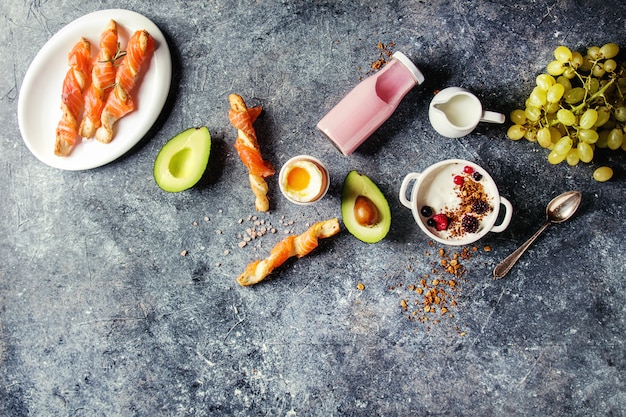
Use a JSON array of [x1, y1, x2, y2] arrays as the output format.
[[341, 170, 391, 243], [154, 127, 211, 192]]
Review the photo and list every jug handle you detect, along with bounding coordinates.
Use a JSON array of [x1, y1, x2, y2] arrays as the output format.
[[480, 110, 505, 124], [399, 172, 421, 209]]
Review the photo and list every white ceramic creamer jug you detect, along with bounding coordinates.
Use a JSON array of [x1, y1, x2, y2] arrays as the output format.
[[428, 87, 505, 138]]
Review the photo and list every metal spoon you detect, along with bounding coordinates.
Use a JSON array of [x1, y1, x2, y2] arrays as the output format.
[[493, 190, 582, 279]]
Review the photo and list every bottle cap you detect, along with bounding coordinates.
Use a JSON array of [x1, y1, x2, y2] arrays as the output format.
[[392, 51, 425, 85]]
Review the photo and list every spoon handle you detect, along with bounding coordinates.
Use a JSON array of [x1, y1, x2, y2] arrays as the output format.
[[493, 221, 551, 279]]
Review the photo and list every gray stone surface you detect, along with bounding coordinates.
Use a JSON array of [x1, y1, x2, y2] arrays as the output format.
[[1, 1, 625, 416]]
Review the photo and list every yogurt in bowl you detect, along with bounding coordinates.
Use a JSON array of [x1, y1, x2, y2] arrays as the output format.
[[399, 159, 513, 245]]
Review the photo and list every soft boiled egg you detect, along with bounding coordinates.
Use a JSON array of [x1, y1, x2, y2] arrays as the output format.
[[279, 156, 329, 204]]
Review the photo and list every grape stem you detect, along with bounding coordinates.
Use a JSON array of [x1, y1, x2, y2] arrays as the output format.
[[570, 76, 615, 114]]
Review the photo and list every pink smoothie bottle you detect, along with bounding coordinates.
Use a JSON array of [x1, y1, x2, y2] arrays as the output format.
[[317, 51, 424, 155]]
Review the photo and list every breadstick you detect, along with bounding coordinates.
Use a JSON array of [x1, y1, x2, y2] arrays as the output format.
[[55, 37, 91, 156], [228, 94, 275, 212], [237, 218, 341, 286], [95, 29, 154, 144], [79, 19, 118, 139]]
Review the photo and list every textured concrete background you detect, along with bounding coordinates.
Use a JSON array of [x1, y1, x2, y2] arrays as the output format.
[[1, 1, 625, 416]]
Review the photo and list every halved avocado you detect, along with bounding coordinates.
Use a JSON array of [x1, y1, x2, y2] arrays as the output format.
[[154, 127, 211, 192], [341, 170, 391, 243]]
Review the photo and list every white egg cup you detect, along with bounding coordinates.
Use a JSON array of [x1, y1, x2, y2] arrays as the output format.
[[278, 155, 330, 205]]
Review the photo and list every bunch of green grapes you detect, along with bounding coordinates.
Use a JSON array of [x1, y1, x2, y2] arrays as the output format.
[[507, 42, 625, 180]]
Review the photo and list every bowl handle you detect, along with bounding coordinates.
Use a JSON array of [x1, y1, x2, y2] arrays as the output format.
[[399, 172, 421, 209], [490, 196, 513, 233]]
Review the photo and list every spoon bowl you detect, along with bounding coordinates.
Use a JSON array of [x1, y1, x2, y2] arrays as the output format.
[[546, 190, 582, 223], [493, 190, 582, 279]]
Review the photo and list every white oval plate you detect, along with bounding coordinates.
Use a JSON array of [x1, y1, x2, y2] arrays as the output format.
[[18, 9, 172, 171]]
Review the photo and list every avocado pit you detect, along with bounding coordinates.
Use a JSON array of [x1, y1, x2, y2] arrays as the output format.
[[354, 195, 380, 227]]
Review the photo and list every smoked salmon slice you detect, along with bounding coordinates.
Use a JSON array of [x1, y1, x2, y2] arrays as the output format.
[[234, 141, 275, 177], [54, 37, 91, 156], [237, 218, 341, 286], [95, 29, 154, 144], [79, 20, 119, 139], [229, 105, 261, 142], [228, 94, 275, 212]]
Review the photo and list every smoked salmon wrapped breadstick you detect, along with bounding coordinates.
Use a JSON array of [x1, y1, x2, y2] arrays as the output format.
[[79, 20, 119, 139], [228, 94, 275, 212], [237, 218, 341, 286], [54, 37, 91, 156], [95, 29, 154, 144]]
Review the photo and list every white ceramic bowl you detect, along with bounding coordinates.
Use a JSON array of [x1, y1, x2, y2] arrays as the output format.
[[399, 159, 512, 245]]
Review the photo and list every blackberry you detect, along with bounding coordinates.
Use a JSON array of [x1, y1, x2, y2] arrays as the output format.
[[471, 200, 490, 214], [472, 171, 483, 181], [461, 214, 479, 233]]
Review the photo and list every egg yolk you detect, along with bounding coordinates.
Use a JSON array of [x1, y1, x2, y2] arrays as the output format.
[[286, 166, 311, 191]]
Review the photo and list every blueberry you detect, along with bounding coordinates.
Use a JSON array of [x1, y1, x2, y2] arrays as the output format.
[[426, 218, 437, 227], [420, 206, 433, 217]]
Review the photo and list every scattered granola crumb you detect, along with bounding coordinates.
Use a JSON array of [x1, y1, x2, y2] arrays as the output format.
[[180, 250, 188, 257], [357, 283, 365, 291], [390, 246, 476, 334], [365, 42, 395, 76]]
